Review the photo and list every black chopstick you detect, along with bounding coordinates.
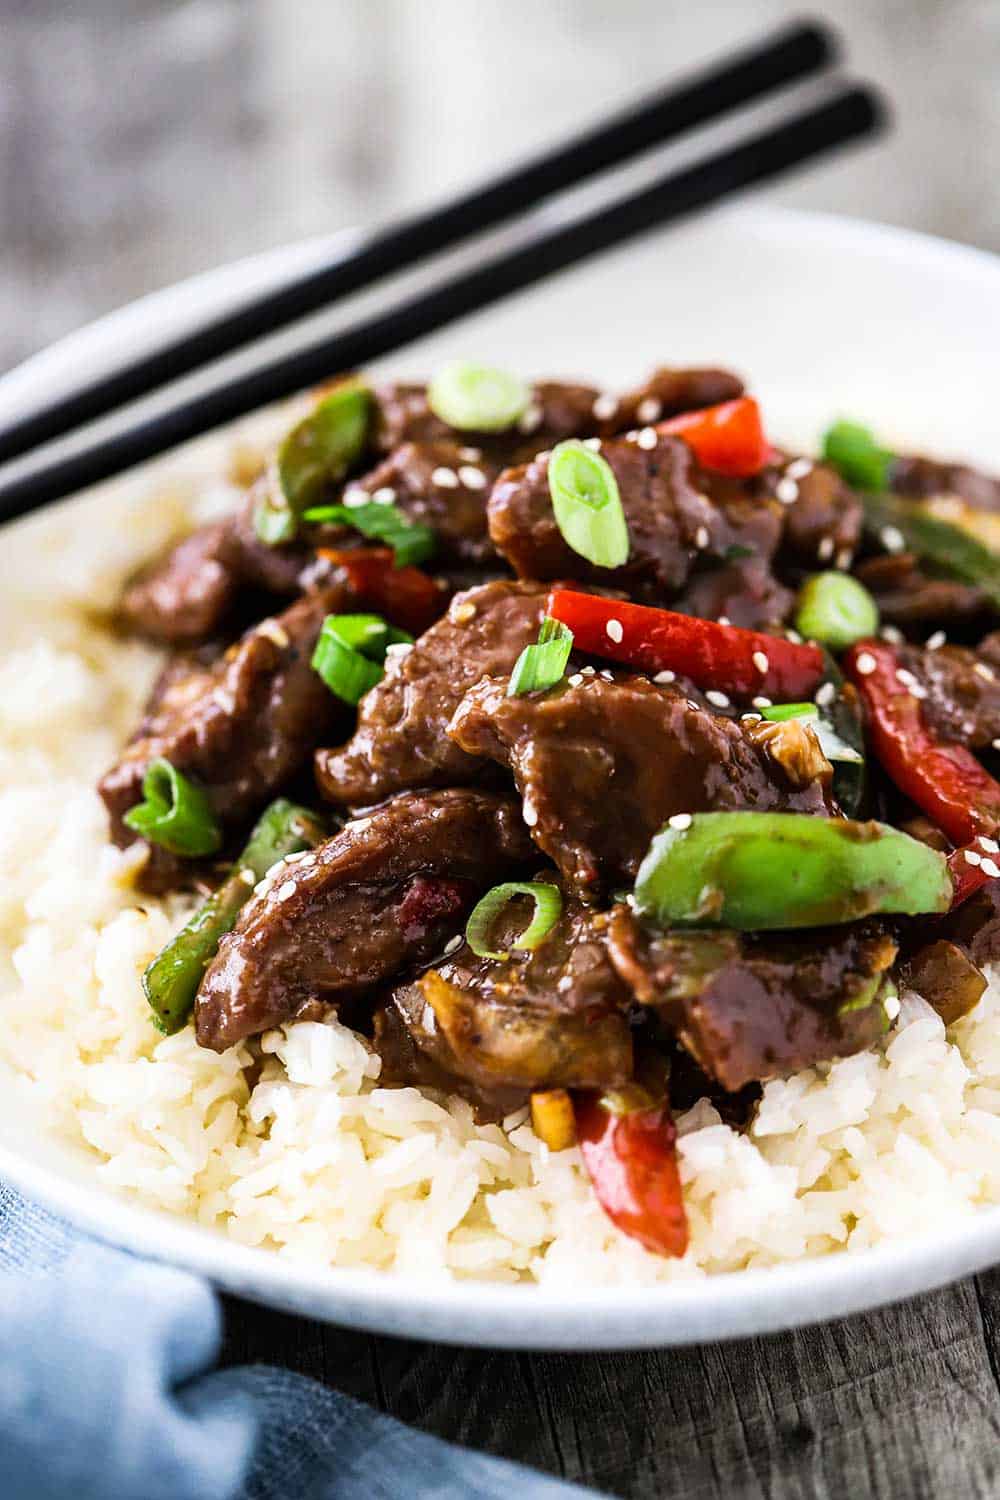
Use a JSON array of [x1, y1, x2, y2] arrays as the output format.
[[0, 21, 837, 466], [0, 85, 884, 523]]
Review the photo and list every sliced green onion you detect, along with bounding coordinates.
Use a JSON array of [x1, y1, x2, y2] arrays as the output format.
[[302, 499, 435, 568], [760, 701, 863, 764], [311, 612, 413, 705], [427, 361, 531, 432], [123, 758, 222, 858], [548, 440, 630, 569], [255, 382, 371, 544], [822, 419, 893, 492], [508, 617, 573, 697], [795, 571, 879, 651], [465, 881, 563, 961]]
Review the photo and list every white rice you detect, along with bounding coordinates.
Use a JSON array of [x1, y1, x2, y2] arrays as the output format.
[[4, 486, 1000, 1285]]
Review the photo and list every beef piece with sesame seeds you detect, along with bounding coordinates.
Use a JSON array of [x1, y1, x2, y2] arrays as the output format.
[[890, 453, 1000, 513], [487, 431, 782, 603], [100, 587, 349, 892], [447, 672, 831, 900], [607, 907, 896, 1090], [339, 439, 503, 565], [386, 897, 633, 1093], [371, 379, 600, 462], [596, 365, 744, 436], [760, 456, 863, 568], [194, 788, 534, 1050], [893, 637, 1000, 750], [315, 579, 549, 808]]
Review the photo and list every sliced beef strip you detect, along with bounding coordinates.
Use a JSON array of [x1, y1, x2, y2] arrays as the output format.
[[194, 789, 534, 1051], [448, 672, 831, 900], [607, 908, 896, 1090], [341, 440, 501, 566], [762, 457, 864, 569], [100, 587, 347, 890], [315, 578, 548, 808], [388, 899, 633, 1092], [487, 429, 782, 602], [895, 638, 1000, 749], [854, 552, 989, 630], [371, 379, 600, 463], [594, 365, 744, 436], [891, 454, 1000, 513]]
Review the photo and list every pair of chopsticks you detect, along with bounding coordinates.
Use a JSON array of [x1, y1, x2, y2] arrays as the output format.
[[0, 21, 885, 522]]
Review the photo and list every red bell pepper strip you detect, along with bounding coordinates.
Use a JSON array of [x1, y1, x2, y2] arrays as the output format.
[[948, 838, 1000, 907], [659, 396, 768, 478], [547, 589, 824, 701], [318, 546, 447, 636], [574, 1092, 688, 1258], [844, 640, 1000, 848]]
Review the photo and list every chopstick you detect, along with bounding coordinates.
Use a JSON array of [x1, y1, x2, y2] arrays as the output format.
[[0, 85, 885, 523], [0, 20, 836, 467]]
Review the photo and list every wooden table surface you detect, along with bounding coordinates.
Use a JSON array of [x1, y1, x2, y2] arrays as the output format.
[[8, 4, 1000, 1494]]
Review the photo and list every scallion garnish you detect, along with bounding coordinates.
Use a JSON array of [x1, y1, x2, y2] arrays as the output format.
[[427, 361, 531, 432], [302, 499, 435, 568], [255, 382, 371, 544], [123, 758, 223, 857], [465, 881, 563, 961], [507, 617, 573, 697], [760, 702, 862, 764], [311, 612, 413, 705], [821, 419, 893, 493], [548, 440, 630, 569]]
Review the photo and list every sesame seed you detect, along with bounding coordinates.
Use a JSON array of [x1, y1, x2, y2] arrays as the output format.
[[927, 631, 947, 650], [567, 673, 584, 687], [815, 682, 836, 707], [518, 404, 543, 434], [963, 720, 977, 735], [637, 397, 663, 424], [694, 526, 710, 549], [717, 616, 731, 627], [884, 993, 901, 1022], [384, 641, 413, 658], [965, 849, 983, 866], [992, 738, 1000, 752], [592, 393, 618, 421], [818, 537, 835, 561], [786, 457, 814, 480], [557, 975, 574, 993], [371, 486, 396, 505], [752, 696, 773, 709], [654, 669, 676, 684], [855, 651, 877, 675], [775, 477, 799, 505], [752, 651, 769, 674], [582, 437, 602, 452], [458, 446, 482, 462], [443, 934, 464, 955], [600, 669, 614, 682], [896, 668, 918, 688], [523, 802, 538, 827], [343, 487, 370, 508], [451, 600, 477, 623], [432, 466, 459, 488], [581, 665, 596, 677], [981, 837, 1000, 854], [785, 629, 803, 644], [983, 859, 1000, 880], [257, 619, 290, 649], [975, 662, 996, 681], [836, 549, 854, 571], [880, 625, 903, 644], [668, 813, 693, 830], [706, 689, 730, 708], [741, 712, 763, 723], [275, 880, 297, 902], [881, 526, 905, 553], [911, 685, 928, 700], [636, 427, 658, 451], [458, 465, 487, 490], [239, 868, 257, 886], [605, 618, 624, 643]]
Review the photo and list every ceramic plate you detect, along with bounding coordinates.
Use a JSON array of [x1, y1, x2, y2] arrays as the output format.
[[1, 205, 999, 1348]]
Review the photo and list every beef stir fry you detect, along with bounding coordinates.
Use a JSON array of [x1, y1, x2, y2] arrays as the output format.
[[101, 361, 1000, 1260]]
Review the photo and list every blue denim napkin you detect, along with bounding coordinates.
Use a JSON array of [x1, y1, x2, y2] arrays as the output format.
[[0, 1183, 597, 1500]]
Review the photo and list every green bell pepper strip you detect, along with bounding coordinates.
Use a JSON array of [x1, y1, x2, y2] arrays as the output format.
[[143, 799, 326, 1035], [859, 490, 1000, 610], [633, 812, 952, 931], [255, 382, 371, 544]]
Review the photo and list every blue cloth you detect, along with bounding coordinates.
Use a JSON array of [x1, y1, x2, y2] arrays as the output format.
[[0, 1183, 596, 1500]]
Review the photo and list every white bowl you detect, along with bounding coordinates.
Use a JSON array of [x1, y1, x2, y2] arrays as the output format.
[[1, 204, 999, 1349]]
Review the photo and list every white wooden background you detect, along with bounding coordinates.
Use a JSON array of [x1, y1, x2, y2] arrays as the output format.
[[2, 0, 999, 373]]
